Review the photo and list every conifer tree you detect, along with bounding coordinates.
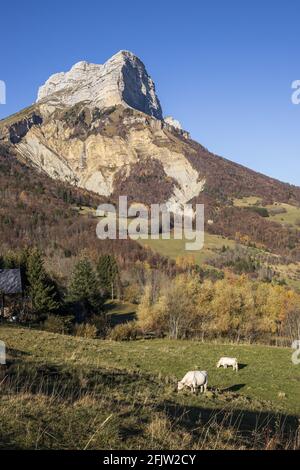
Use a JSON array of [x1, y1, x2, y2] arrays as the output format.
[[26, 249, 59, 318], [69, 258, 103, 316], [97, 254, 119, 300]]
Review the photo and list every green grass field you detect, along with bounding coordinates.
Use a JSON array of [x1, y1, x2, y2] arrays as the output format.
[[233, 198, 300, 230], [0, 326, 299, 449], [233, 196, 263, 207], [267, 203, 300, 229], [74, 207, 237, 266], [139, 232, 236, 265], [74, 207, 236, 265], [269, 263, 300, 292]]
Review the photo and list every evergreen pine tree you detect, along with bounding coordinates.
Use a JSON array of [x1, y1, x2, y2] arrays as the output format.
[[26, 249, 59, 318], [97, 255, 119, 300], [68, 258, 103, 316]]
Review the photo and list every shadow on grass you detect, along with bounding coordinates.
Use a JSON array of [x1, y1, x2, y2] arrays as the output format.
[[108, 312, 136, 326], [158, 400, 299, 448], [1, 348, 149, 402], [104, 302, 137, 326], [221, 383, 246, 392], [4, 348, 31, 367]]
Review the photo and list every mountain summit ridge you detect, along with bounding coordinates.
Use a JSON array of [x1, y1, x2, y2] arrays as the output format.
[[36, 50, 163, 120], [1, 51, 300, 244]]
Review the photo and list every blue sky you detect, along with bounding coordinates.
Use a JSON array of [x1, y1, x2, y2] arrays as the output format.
[[0, 0, 299, 185]]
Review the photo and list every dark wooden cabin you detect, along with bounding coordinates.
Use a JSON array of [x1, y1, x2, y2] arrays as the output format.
[[0, 269, 23, 317]]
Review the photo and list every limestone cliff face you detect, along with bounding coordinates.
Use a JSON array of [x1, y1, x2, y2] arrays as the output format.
[[0, 51, 204, 213], [37, 51, 163, 120], [11, 105, 204, 212]]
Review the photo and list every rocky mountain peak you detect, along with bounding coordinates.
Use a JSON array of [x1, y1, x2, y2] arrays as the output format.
[[36, 50, 163, 119], [164, 116, 183, 130]]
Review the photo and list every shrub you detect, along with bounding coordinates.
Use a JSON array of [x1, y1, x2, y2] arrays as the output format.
[[123, 284, 141, 304], [44, 315, 66, 334], [74, 323, 98, 339], [89, 314, 109, 338], [246, 206, 269, 217], [203, 266, 224, 281], [64, 249, 72, 258], [109, 322, 138, 341]]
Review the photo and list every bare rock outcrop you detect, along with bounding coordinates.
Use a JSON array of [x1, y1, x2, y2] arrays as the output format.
[[37, 51, 163, 120], [164, 116, 183, 130]]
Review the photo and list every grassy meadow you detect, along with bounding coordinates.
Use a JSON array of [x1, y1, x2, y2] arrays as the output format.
[[139, 232, 236, 264], [267, 203, 300, 229], [0, 325, 299, 450], [73, 206, 237, 265], [233, 197, 300, 230]]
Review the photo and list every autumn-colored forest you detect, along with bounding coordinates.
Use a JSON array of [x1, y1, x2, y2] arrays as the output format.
[[0, 143, 299, 344]]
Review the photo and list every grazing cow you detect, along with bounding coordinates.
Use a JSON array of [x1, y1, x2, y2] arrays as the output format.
[[178, 370, 208, 393], [217, 357, 238, 371]]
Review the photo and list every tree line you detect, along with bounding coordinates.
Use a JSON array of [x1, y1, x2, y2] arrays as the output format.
[[1, 248, 299, 345], [0, 249, 118, 324], [137, 272, 300, 344]]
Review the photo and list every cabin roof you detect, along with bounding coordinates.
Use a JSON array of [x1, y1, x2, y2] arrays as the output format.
[[0, 269, 22, 294]]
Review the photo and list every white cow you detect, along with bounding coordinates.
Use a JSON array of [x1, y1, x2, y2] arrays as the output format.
[[177, 370, 208, 393], [217, 357, 238, 371]]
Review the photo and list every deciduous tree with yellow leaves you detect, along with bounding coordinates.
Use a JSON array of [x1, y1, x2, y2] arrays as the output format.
[[137, 272, 300, 342]]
